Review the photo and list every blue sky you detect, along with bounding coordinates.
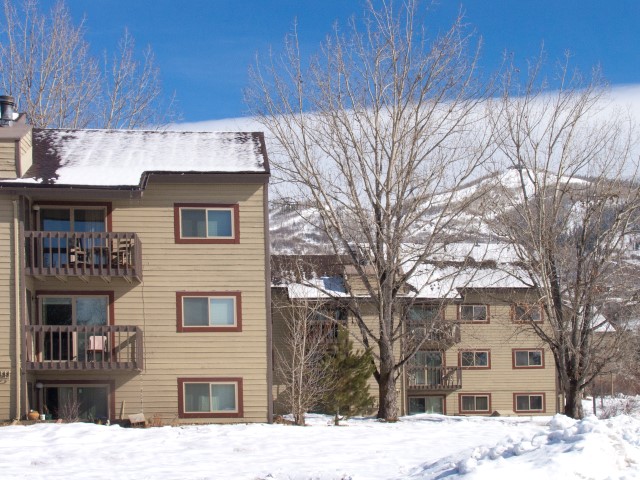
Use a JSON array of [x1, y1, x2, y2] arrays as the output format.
[[64, 0, 640, 123]]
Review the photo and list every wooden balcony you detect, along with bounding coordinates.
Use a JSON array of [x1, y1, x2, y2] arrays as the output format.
[[24, 231, 142, 282], [24, 325, 143, 371], [407, 321, 461, 350], [406, 366, 462, 391]]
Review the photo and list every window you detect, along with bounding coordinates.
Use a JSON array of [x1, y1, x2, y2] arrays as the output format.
[[174, 204, 239, 244], [178, 378, 243, 418], [459, 394, 491, 414], [36, 204, 110, 267], [307, 307, 346, 340], [407, 305, 442, 323], [514, 393, 545, 413], [176, 292, 242, 332], [37, 204, 109, 233], [408, 396, 444, 415], [512, 303, 542, 323], [459, 304, 488, 323], [40, 294, 111, 326], [460, 350, 490, 369], [513, 349, 544, 368]]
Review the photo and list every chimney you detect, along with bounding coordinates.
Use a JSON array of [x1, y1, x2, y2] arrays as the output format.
[[0, 95, 16, 127]]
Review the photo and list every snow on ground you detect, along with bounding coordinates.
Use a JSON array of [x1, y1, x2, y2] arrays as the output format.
[[2, 409, 640, 480]]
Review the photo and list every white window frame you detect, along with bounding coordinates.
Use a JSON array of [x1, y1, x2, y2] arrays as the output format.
[[513, 349, 544, 368], [181, 295, 238, 328], [179, 207, 235, 239], [460, 350, 490, 368], [459, 304, 488, 322], [513, 303, 542, 323], [459, 394, 490, 413], [514, 393, 545, 412], [181, 381, 239, 414]]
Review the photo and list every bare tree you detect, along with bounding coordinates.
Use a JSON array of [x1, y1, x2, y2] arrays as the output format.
[[487, 56, 640, 419], [101, 29, 168, 129], [0, 0, 174, 128], [273, 292, 338, 426], [248, 0, 492, 420]]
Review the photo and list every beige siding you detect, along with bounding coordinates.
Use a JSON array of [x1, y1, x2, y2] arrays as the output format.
[[0, 197, 16, 420], [17, 134, 32, 177], [445, 298, 557, 416], [0, 141, 16, 178], [271, 290, 558, 418], [19, 180, 269, 424]]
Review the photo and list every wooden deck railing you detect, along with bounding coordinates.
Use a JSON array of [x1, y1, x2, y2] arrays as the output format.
[[24, 325, 143, 371], [406, 321, 461, 350], [406, 366, 462, 390], [24, 231, 142, 280]]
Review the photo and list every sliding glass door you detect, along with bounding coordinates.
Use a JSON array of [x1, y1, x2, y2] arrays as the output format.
[[41, 295, 109, 361], [39, 207, 106, 267]]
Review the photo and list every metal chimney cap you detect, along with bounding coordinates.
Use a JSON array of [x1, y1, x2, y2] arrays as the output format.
[[0, 95, 16, 126]]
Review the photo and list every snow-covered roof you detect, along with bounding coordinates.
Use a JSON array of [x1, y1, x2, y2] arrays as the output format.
[[2, 128, 268, 188], [286, 276, 348, 299], [408, 265, 531, 299]]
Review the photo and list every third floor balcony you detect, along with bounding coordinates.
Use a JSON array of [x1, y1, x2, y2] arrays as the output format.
[[24, 231, 142, 282]]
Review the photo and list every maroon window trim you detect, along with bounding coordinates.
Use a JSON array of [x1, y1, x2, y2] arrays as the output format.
[[513, 392, 546, 413], [458, 393, 492, 414], [36, 379, 116, 421], [177, 377, 244, 419], [458, 349, 491, 370], [35, 290, 115, 326], [511, 303, 544, 324], [176, 291, 242, 333], [33, 201, 113, 231], [174, 203, 240, 244], [512, 348, 545, 369], [457, 304, 490, 324]]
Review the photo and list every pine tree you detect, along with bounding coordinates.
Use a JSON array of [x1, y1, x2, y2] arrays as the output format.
[[321, 327, 375, 425]]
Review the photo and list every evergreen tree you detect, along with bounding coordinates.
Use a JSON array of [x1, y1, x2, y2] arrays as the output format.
[[321, 327, 375, 425]]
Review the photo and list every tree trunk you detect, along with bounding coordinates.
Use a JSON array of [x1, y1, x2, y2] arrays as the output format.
[[564, 380, 584, 419], [377, 372, 398, 421], [376, 340, 398, 421]]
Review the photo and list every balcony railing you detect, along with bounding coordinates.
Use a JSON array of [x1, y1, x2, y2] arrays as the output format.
[[24, 231, 142, 281], [24, 325, 143, 371], [406, 366, 462, 390], [407, 321, 461, 350]]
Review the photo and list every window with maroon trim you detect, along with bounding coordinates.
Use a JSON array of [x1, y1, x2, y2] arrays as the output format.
[[459, 304, 489, 323], [514, 393, 545, 413], [176, 292, 242, 332], [178, 378, 243, 418], [512, 303, 542, 323], [174, 204, 239, 244], [459, 350, 490, 369], [513, 349, 544, 368], [459, 394, 491, 414]]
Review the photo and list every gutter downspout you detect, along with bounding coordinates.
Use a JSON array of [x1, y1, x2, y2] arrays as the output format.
[[12, 200, 21, 420]]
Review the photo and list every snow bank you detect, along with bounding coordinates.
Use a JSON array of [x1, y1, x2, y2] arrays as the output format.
[[1, 413, 639, 479]]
